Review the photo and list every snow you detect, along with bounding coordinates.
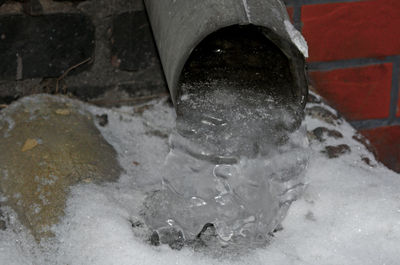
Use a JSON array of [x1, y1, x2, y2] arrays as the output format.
[[0, 94, 399, 265], [284, 20, 309, 58], [242, 0, 251, 23]]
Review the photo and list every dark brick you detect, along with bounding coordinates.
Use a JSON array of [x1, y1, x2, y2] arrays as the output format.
[[118, 82, 166, 98], [0, 13, 95, 80], [310, 64, 393, 121], [67, 85, 111, 101], [22, 0, 43, 16], [302, 0, 400, 62], [111, 11, 158, 71], [360, 126, 400, 173]]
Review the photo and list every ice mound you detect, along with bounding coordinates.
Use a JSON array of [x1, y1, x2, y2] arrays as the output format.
[[143, 81, 309, 245]]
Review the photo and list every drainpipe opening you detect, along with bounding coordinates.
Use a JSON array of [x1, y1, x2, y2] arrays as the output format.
[[178, 24, 296, 107], [176, 24, 305, 135]]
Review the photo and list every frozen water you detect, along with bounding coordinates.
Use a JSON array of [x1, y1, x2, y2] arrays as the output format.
[[0, 94, 400, 265], [143, 80, 309, 245], [284, 20, 308, 58]]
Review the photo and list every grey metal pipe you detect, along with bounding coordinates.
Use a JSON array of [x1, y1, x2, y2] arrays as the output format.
[[144, 0, 308, 107]]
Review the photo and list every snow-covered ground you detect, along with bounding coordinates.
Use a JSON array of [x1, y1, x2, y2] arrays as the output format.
[[0, 94, 399, 265]]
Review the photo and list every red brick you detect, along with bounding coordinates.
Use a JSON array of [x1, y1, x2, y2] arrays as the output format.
[[360, 126, 400, 173], [309, 63, 393, 120], [286, 7, 294, 23], [302, 0, 400, 62]]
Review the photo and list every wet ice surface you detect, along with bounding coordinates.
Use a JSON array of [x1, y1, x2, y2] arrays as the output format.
[[143, 81, 309, 246], [0, 94, 400, 265]]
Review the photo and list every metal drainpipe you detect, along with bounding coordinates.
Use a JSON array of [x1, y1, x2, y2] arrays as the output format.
[[144, 0, 308, 109]]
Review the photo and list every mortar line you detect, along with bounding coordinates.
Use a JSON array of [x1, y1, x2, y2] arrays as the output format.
[[388, 57, 400, 122], [350, 119, 397, 130], [308, 56, 398, 71], [292, 3, 302, 31]]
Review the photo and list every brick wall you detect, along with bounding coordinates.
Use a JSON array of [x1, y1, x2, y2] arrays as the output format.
[[284, 0, 400, 172], [0, 0, 167, 106]]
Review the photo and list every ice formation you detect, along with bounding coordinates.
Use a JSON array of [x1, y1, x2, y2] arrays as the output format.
[[0, 94, 399, 265], [143, 81, 309, 245]]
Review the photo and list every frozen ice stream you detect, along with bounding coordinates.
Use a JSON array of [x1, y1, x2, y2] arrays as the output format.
[[0, 93, 400, 265], [143, 81, 309, 246]]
